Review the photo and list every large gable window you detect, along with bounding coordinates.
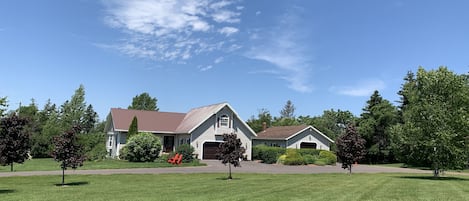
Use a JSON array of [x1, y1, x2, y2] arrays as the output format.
[[219, 114, 230, 128]]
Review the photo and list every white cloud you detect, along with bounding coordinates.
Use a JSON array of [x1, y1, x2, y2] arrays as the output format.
[[245, 8, 313, 93], [212, 10, 240, 23], [214, 57, 224, 64], [199, 65, 213, 71], [330, 79, 386, 97], [255, 11, 261, 15], [102, 0, 242, 61], [218, 26, 239, 36]]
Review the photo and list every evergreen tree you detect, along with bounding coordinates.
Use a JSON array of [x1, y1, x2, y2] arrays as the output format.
[[0, 97, 7, 117], [31, 100, 60, 158], [82, 104, 98, 134], [359, 90, 398, 163], [60, 85, 87, 130], [128, 116, 138, 139], [280, 100, 296, 119]]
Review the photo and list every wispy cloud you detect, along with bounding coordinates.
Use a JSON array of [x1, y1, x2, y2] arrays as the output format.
[[330, 79, 386, 97], [218, 26, 239, 36], [102, 0, 242, 61], [214, 57, 224, 64], [245, 7, 313, 93], [199, 65, 213, 71]]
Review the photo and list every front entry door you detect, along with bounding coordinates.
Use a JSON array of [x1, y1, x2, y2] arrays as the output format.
[[163, 136, 174, 153]]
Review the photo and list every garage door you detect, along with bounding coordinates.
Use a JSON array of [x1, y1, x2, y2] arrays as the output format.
[[203, 142, 221, 159], [300, 142, 317, 149]]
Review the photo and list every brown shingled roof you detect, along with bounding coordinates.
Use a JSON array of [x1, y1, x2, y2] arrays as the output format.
[[110, 108, 186, 133], [256, 125, 309, 140]]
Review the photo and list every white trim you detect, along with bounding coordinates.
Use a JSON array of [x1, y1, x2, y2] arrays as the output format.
[[201, 140, 224, 160], [285, 125, 334, 143], [187, 103, 258, 137]]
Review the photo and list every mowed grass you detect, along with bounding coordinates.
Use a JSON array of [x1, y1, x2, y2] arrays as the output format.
[[1, 173, 469, 201], [0, 158, 205, 172]]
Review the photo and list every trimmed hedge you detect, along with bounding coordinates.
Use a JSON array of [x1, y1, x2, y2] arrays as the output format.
[[253, 144, 337, 166], [253, 145, 286, 164], [284, 149, 304, 165], [303, 154, 318, 164], [318, 150, 337, 165]]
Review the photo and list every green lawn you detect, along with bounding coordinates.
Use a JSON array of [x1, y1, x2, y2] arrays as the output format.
[[0, 158, 205, 172], [1, 173, 469, 201]]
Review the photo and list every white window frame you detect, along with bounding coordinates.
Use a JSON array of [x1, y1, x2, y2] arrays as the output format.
[[220, 114, 229, 127]]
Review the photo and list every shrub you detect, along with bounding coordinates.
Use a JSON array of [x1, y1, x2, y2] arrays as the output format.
[[252, 145, 263, 160], [284, 149, 305, 165], [120, 132, 162, 162], [175, 144, 195, 163], [86, 144, 108, 161], [158, 153, 170, 163], [79, 132, 107, 161], [277, 154, 286, 164], [303, 154, 318, 164], [319, 150, 337, 165], [254, 145, 286, 164], [298, 149, 321, 157], [314, 158, 328, 166]]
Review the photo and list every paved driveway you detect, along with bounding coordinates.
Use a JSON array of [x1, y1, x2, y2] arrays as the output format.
[[0, 160, 430, 177]]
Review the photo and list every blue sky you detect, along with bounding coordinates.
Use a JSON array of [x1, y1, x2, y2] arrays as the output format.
[[1, 0, 468, 121]]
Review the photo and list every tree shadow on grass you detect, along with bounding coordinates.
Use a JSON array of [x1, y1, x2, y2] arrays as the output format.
[[395, 176, 469, 181], [215, 177, 242, 181], [0, 189, 16, 194], [54, 181, 89, 187]]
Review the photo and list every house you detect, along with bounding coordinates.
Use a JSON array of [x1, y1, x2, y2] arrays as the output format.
[[253, 125, 333, 150], [105, 103, 257, 160]]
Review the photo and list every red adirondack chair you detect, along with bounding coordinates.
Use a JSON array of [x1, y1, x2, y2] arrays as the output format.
[[174, 153, 182, 165], [167, 153, 180, 164]]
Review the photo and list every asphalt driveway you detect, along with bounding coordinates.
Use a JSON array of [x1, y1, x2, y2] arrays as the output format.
[[0, 160, 432, 177]]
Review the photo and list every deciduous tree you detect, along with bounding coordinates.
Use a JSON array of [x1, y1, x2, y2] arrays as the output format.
[[0, 114, 30, 171], [392, 67, 469, 177], [51, 126, 86, 185], [216, 133, 245, 180], [246, 109, 273, 133], [128, 92, 158, 111], [336, 124, 366, 174]]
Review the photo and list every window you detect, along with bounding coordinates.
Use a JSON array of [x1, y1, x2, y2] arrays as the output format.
[[220, 114, 229, 127], [108, 136, 113, 147]]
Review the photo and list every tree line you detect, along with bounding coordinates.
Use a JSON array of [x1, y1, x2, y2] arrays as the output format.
[[248, 66, 469, 176]]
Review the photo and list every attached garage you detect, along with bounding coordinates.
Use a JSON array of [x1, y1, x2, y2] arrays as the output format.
[[202, 142, 221, 159], [300, 142, 317, 149]]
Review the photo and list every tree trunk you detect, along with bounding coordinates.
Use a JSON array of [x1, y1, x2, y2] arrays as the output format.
[[349, 165, 352, 175], [10, 163, 13, 172], [228, 163, 232, 180], [434, 168, 439, 177], [62, 166, 65, 185]]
